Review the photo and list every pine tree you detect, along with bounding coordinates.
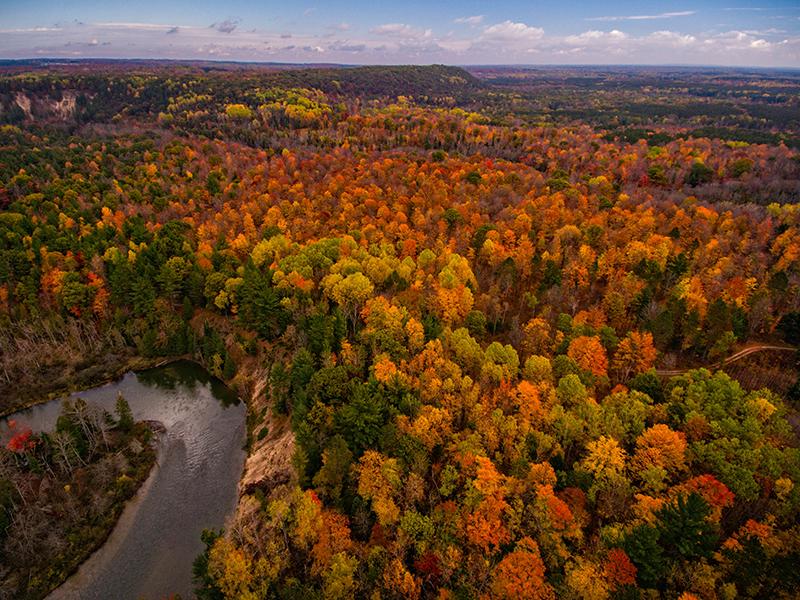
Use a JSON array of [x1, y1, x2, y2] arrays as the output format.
[[115, 394, 134, 433], [656, 492, 718, 561]]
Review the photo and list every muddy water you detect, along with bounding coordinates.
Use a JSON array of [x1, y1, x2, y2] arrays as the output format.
[[2, 360, 246, 600]]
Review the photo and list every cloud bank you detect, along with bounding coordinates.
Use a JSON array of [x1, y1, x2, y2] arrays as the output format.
[[0, 17, 797, 67]]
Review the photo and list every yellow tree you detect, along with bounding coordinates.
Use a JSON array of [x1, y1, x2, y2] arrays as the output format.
[[322, 271, 374, 332], [564, 559, 610, 600], [580, 436, 626, 479], [356, 450, 402, 526], [631, 424, 687, 475], [521, 317, 554, 356], [435, 253, 476, 325], [382, 558, 422, 599], [207, 537, 269, 600]]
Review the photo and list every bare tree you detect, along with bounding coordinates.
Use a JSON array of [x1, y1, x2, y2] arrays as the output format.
[[0, 451, 26, 507], [51, 431, 77, 474]]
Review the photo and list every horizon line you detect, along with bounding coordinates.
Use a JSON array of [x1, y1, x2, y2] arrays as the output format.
[[1, 57, 799, 71]]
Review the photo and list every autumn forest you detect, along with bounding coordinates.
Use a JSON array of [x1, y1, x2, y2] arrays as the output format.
[[0, 61, 799, 599]]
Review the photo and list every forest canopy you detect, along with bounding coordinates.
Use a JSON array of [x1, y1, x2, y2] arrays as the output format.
[[0, 62, 799, 599]]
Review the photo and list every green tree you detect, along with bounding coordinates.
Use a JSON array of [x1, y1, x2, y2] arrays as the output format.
[[656, 493, 718, 561], [335, 384, 389, 455], [686, 161, 713, 186], [442, 208, 463, 234], [557, 374, 588, 406], [238, 265, 287, 340], [131, 275, 156, 317], [193, 529, 225, 600], [465, 309, 487, 337], [623, 524, 665, 588], [158, 256, 191, 302], [312, 435, 353, 504], [482, 342, 520, 382], [222, 353, 237, 380], [59, 277, 90, 315], [115, 394, 134, 433]]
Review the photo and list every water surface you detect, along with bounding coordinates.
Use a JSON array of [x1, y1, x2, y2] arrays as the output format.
[[2, 360, 246, 600]]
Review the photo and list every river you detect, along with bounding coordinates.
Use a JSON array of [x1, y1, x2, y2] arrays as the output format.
[[1, 360, 247, 599]]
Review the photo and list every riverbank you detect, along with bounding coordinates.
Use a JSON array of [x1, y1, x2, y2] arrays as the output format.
[[0, 341, 286, 507], [1, 412, 159, 599], [6, 361, 248, 599], [0, 352, 179, 419], [1, 323, 296, 592]]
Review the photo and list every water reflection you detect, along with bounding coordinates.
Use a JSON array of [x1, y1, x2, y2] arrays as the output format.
[[136, 361, 240, 408]]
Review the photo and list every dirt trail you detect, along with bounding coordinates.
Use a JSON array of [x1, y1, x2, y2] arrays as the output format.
[[655, 343, 796, 377]]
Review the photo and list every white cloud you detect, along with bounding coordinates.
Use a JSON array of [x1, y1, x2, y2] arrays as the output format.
[[455, 15, 484, 26], [0, 27, 62, 33], [1, 15, 798, 67], [647, 30, 697, 46], [587, 11, 695, 22], [709, 29, 770, 50], [436, 37, 473, 52], [482, 20, 544, 42], [93, 22, 177, 31], [371, 23, 432, 39], [328, 41, 366, 52], [740, 28, 785, 36], [565, 29, 627, 45]]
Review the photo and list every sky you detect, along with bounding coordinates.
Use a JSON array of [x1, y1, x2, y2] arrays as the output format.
[[1, 1, 799, 67]]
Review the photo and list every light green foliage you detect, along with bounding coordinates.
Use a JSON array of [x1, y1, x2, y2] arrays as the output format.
[[438, 464, 459, 497], [448, 327, 484, 373], [279, 238, 341, 280], [557, 374, 588, 406], [600, 390, 651, 446], [322, 271, 374, 328], [523, 355, 553, 383], [322, 552, 358, 600], [224, 103, 253, 119], [668, 369, 798, 501], [399, 510, 435, 553], [482, 341, 520, 382]]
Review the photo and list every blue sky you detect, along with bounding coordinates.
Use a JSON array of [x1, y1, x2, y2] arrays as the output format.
[[1, 1, 798, 66]]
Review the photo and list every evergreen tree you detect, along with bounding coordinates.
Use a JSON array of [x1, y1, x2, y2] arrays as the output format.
[[656, 493, 718, 561], [222, 353, 237, 380], [115, 394, 134, 433]]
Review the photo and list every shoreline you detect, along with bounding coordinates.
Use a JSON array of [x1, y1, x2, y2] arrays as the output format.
[[0, 354, 191, 420], [2, 419, 160, 599], [47, 423, 165, 599]]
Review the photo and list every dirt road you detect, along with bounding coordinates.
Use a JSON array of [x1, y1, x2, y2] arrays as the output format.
[[655, 343, 796, 377]]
